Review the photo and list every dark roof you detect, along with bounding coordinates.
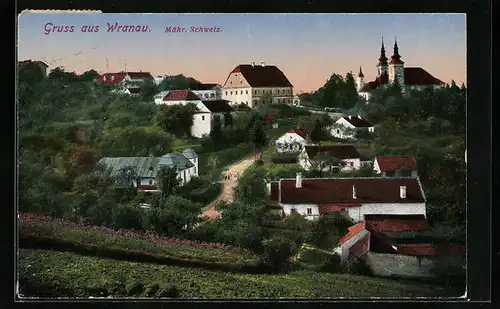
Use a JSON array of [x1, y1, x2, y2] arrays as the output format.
[[18, 60, 49, 68], [96, 72, 127, 84], [340, 116, 374, 128], [163, 90, 201, 101], [279, 177, 425, 204], [305, 145, 360, 160], [375, 156, 417, 172], [404, 67, 445, 86], [98, 157, 159, 178], [127, 88, 141, 94], [270, 182, 279, 202], [365, 214, 429, 232], [395, 243, 466, 257], [201, 100, 233, 113], [159, 153, 194, 170], [195, 83, 220, 90], [230, 64, 293, 87], [181, 148, 198, 159], [127, 72, 154, 79]]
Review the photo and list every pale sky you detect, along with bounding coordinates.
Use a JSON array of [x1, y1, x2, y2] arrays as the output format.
[[18, 13, 466, 93]]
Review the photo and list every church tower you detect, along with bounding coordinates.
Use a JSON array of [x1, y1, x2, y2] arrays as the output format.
[[388, 38, 405, 85], [356, 66, 365, 92], [376, 37, 389, 77]]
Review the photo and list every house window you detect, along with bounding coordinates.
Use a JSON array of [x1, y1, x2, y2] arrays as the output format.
[[240, 90, 243, 94], [230, 91, 233, 95], [277, 90, 280, 94], [194, 167, 197, 174], [307, 208, 312, 215], [336, 129, 340, 134], [246, 90, 248, 94], [202, 115, 205, 121], [278, 99, 281, 103], [210, 93, 215, 98], [225, 91, 228, 95], [254, 90, 257, 95], [149, 179, 153, 185], [291, 208, 297, 213], [350, 162, 354, 167]]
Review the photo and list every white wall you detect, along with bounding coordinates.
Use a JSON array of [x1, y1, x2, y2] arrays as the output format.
[[276, 133, 307, 153], [338, 229, 370, 263], [281, 203, 320, 220], [192, 89, 221, 100], [222, 87, 253, 107], [346, 203, 427, 223], [191, 113, 212, 138]]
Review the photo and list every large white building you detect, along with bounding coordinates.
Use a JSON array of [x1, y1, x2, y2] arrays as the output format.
[[221, 62, 294, 108], [98, 148, 199, 191], [269, 174, 427, 222], [357, 38, 445, 101]]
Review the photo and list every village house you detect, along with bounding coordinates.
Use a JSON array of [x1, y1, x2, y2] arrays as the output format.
[[191, 83, 223, 101], [160, 90, 203, 106], [190, 99, 233, 138], [373, 156, 418, 177], [299, 145, 366, 172], [221, 62, 294, 108], [356, 39, 445, 101], [18, 60, 50, 77], [330, 115, 375, 140], [96, 71, 155, 94], [269, 174, 427, 222], [293, 95, 301, 106], [97, 148, 199, 191], [276, 126, 311, 153], [123, 87, 141, 96]]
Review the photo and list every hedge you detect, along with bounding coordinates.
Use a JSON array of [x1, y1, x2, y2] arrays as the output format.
[[271, 155, 298, 164]]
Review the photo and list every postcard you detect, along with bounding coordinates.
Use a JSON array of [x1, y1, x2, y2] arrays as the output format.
[[17, 12, 467, 300]]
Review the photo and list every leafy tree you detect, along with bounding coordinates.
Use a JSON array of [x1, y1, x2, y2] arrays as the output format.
[[18, 63, 46, 84], [223, 112, 233, 128], [259, 234, 297, 271], [308, 215, 351, 250], [140, 79, 159, 101], [157, 74, 203, 91], [48, 67, 80, 82], [235, 166, 268, 204], [98, 127, 173, 157], [111, 204, 144, 230], [210, 114, 222, 142], [252, 118, 267, 156], [80, 69, 100, 82], [155, 166, 180, 199], [154, 104, 198, 137]]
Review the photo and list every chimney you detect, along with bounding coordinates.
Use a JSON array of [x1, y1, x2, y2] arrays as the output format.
[[400, 185, 407, 199], [352, 185, 357, 199], [251, 62, 255, 67], [296, 173, 302, 188], [261, 61, 265, 67]]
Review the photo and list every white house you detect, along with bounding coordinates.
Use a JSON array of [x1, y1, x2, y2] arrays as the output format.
[[299, 145, 362, 172], [98, 148, 199, 191], [269, 174, 427, 222], [293, 95, 301, 106], [373, 156, 418, 177], [357, 39, 445, 101], [276, 126, 311, 153], [191, 83, 222, 101], [123, 87, 141, 96], [191, 100, 233, 138], [221, 62, 294, 108], [160, 90, 203, 106], [331, 115, 375, 140]]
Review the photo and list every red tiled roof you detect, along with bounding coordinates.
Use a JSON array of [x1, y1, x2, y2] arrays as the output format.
[[338, 222, 367, 245], [202, 100, 232, 113], [287, 128, 310, 139], [270, 182, 279, 202], [96, 72, 128, 84], [127, 72, 154, 79], [163, 90, 202, 101], [318, 204, 360, 213], [375, 156, 417, 172], [230, 64, 293, 87], [360, 72, 389, 92], [341, 116, 374, 128], [396, 243, 466, 257], [404, 67, 445, 86], [279, 177, 425, 204], [347, 233, 370, 262], [305, 145, 360, 160], [365, 214, 429, 232]]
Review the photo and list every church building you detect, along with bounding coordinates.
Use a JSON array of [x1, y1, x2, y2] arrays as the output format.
[[357, 38, 445, 101]]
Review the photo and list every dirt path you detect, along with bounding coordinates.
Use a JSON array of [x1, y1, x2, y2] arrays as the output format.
[[201, 156, 256, 221]]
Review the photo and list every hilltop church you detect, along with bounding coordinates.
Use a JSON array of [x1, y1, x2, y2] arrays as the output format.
[[356, 38, 445, 101]]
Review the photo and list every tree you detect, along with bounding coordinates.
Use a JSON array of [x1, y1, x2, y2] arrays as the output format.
[[309, 119, 327, 176], [252, 118, 267, 158], [223, 112, 233, 128], [154, 104, 198, 137], [111, 204, 144, 230], [259, 234, 297, 271], [155, 166, 180, 199], [140, 79, 159, 101], [308, 215, 351, 250], [18, 63, 46, 84], [210, 114, 222, 142], [158, 74, 203, 91], [80, 69, 100, 82], [235, 166, 268, 204], [310, 153, 345, 175]]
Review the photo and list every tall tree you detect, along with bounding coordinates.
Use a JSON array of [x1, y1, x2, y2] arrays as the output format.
[[154, 104, 198, 137], [80, 69, 100, 82], [309, 119, 326, 177], [210, 114, 223, 142], [155, 165, 180, 199], [252, 118, 267, 159]]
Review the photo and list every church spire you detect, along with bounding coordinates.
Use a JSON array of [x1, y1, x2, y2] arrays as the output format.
[[377, 36, 388, 68], [390, 37, 404, 64], [358, 66, 364, 78]]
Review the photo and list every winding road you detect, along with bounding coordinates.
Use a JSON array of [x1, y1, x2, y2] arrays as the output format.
[[201, 156, 256, 221]]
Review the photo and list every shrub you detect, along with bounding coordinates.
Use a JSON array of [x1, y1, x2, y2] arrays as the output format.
[[143, 283, 160, 297], [320, 254, 346, 273], [111, 204, 144, 231], [348, 254, 373, 276], [125, 281, 144, 296], [259, 234, 297, 271], [271, 155, 298, 164], [308, 215, 352, 250], [86, 282, 109, 297], [156, 283, 178, 298]]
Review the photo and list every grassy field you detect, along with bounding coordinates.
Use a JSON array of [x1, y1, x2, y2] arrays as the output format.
[[18, 249, 451, 299], [171, 138, 202, 152], [19, 213, 258, 266]]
